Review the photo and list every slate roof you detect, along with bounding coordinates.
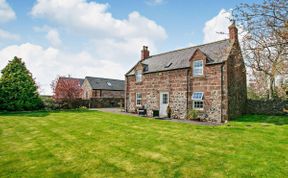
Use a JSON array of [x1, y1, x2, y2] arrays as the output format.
[[127, 39, 232, 75], [85, 77, 125, 91], [59, 77, 85, 86]]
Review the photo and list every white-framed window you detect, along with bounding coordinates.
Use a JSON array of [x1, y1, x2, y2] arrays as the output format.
[[162, 93, 168, 104], [193, 60, 203, 76], [136, 93, 142, 106], [192, 92, 204, 110], [135, 70, 142, 83]]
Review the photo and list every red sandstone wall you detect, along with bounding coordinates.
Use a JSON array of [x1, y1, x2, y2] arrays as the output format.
[[126, 67, 188, 119]]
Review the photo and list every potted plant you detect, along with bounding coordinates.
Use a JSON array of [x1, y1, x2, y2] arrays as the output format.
[[167, 105, 172, 118]]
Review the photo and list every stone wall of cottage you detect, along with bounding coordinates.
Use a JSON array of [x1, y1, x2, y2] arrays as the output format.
[[101, 90, 124, 98], [81, 79, 93, 99], [188, 50, 227, 123], [126, 67, 188, 119], [226, 41, 247, 119]]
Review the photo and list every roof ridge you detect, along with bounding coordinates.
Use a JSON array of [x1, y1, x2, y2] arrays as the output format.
[[148, 39, 230, 58], [60, 77, 84, 80], [85, 76, 124, 81]]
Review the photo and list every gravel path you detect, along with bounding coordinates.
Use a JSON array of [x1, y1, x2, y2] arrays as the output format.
[[93, 108, 222, 126]]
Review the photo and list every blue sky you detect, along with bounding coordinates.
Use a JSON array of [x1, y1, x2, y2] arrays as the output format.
[[0, 0, 261, 94]]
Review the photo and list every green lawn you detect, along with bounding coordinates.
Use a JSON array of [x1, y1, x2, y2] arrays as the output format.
[[0, 111, 287, 178]]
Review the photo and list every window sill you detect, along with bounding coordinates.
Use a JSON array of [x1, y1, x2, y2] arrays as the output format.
[[193, 108, 204, 111], [136, 81, 143, 85], [192, 75, 205, 80]]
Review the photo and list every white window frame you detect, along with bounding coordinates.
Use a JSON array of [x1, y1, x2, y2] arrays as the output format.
[[192, 92, 204, 101], [193, 60, 203, 76], [192, 92, 204, 110], [135, 70, 142, 83], [136, 93, 142, 106]]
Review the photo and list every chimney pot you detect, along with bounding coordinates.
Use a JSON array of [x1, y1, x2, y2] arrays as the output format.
[[228, 21, 238, 42], [141, 45, 150, 61]]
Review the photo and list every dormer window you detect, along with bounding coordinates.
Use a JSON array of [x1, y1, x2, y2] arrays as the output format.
[[193, 60, 203, 76], [165, 62, 173, 68], [107, 82, 112, 86], [136, 70, 142, 83], [143, 65, 149, 72]]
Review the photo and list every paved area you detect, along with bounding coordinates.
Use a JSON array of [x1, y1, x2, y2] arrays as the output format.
[[92, 108, 222, 126]]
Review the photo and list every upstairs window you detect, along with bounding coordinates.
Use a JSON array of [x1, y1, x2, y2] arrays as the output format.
[[192, 92, 204, 110], [136, 70, 142, 83], [193, 60, 203, 76], [136, 93, 142, 106], [143, 65, 149, 72]]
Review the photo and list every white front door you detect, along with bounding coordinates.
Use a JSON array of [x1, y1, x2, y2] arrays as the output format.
[[160, 92, 169, 117]]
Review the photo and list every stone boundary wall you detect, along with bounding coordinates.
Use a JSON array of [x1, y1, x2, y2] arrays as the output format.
[[246, 99, 288, 115], [56, 98, 124, 109]]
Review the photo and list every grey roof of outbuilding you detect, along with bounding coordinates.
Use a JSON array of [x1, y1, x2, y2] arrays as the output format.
[[85, 77, 125, 91], [127, 39, 232, 75]]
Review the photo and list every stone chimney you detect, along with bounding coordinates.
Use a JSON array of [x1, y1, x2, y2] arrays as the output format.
[[228, 21, 238, 42], [141, 46, 149, 61]]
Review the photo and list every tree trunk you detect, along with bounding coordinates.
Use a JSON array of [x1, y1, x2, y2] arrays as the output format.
[[269, 77, 276, 99]]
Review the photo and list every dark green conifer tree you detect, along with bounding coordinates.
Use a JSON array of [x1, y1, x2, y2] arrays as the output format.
[[0, 57, 43, 111]]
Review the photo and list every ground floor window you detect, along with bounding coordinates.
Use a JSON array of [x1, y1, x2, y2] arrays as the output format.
[[193, 101, 204, 109], [136, 93, 142, 106], [192, 92, 204, 110]]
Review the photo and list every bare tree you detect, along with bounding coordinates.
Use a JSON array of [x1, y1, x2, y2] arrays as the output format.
[[233, 0, 288, 99]]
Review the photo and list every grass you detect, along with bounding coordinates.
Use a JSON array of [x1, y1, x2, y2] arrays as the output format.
[[0, 110, 287, 178]]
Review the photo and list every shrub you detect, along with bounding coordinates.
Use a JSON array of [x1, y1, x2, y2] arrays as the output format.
[[41, 96, 59, 110], [187, 109, 199, 120], [77, 106, 88, 111]]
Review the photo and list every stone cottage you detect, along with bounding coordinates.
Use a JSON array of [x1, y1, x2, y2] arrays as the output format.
[[125, 23, 247, 123], [55, 76, 124, 100], [81, 77, 125, 99]]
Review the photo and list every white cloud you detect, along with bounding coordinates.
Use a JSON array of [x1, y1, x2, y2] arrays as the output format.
[[203, 9, 232, 43], [0, 28, 19, 40], [31, 0, 167, 41], [0, 43, 126, 95], [0, 0, 16, 23], [146, 0, 165, 6], [46, 29, 62, 47], [33, 26, 62, 47], [25, 0, 168, 94]]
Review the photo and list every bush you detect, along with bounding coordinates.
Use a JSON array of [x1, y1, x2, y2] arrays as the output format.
[[187, 109, 199, 120], [76, 106, 88, 111], [41, 96, 59, 110]]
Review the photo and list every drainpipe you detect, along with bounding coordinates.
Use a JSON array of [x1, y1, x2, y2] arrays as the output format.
[[220, 63, 224, 123], [186, 69, 189, 116]]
